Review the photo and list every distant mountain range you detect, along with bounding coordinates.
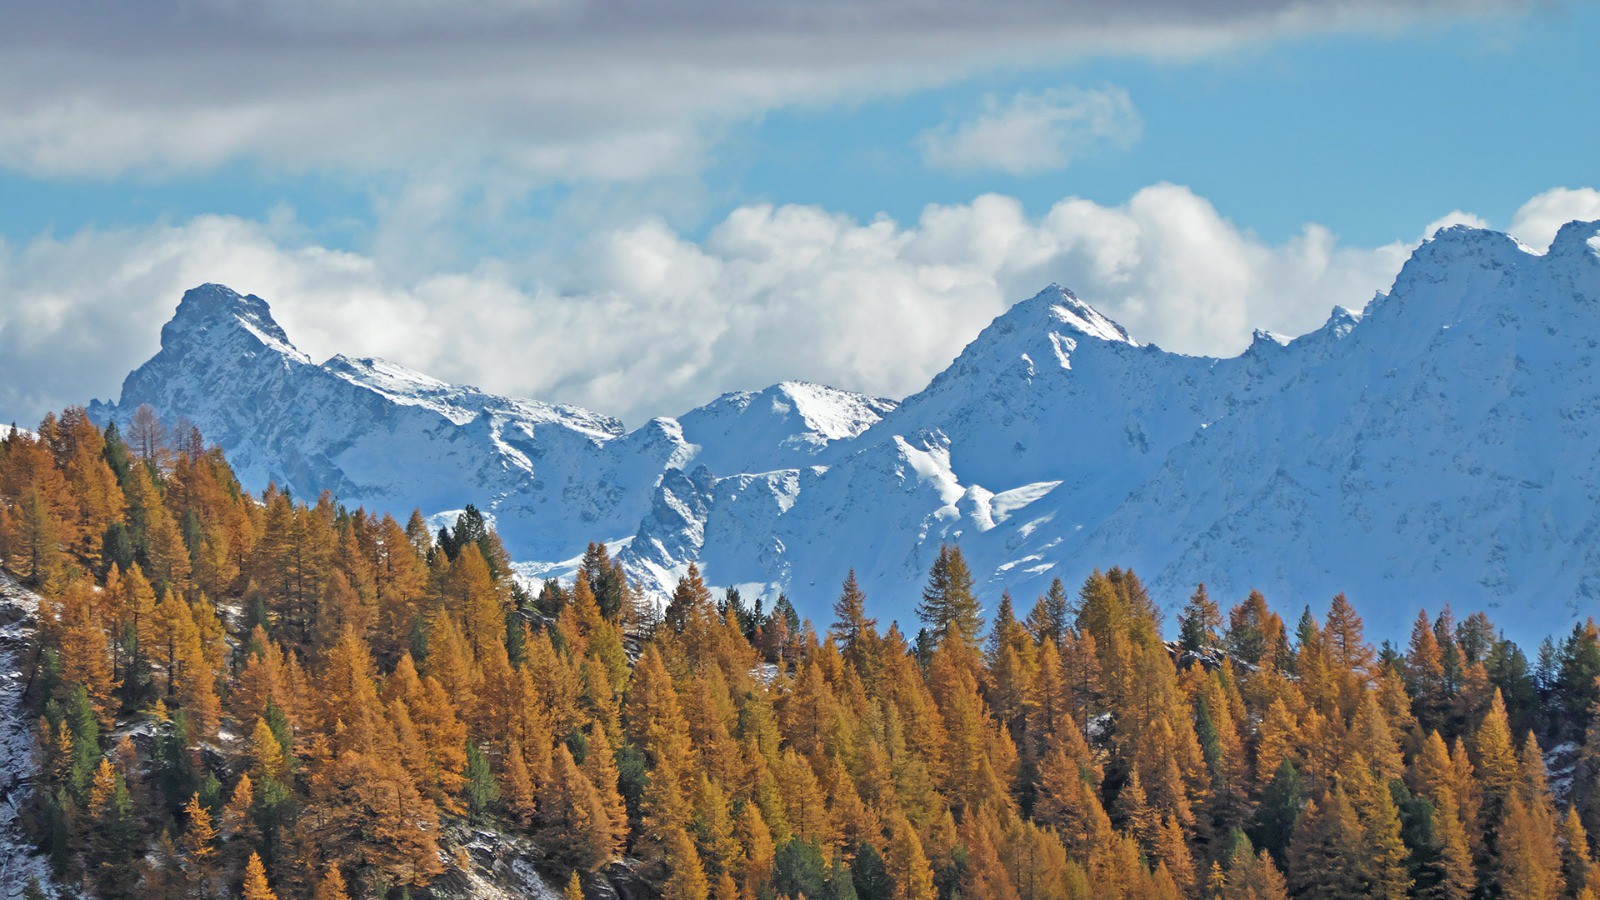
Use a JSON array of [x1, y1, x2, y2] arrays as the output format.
[[90, 220, 1600, 641]]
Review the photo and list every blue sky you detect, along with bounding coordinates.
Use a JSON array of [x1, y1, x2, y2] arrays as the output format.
[[5, 3, 1594, 249], [732, 5, 1600, 246], [1, 0, 1597, 425]]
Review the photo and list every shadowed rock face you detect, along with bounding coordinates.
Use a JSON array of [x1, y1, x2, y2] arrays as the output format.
[[91, 222, 1600, 642]]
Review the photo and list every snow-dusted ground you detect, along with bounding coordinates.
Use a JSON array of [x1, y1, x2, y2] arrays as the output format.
[[440, 826, 564, 900], [0, 568, 565, 898], [1546, 741, 1581, 806], [0, 573, 52, 896]]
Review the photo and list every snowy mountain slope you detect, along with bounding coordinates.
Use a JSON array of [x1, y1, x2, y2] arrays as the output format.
[[1042, 221, 1600, 641], [623, 382, 898, 587], [324, 354, 623, 439], [89, 285, 680, 559], [87, 222, 1600, 640], [90, 284, 895, 569], [867, 286, 1201, 491], [617, 285, 1364, 627], [611, 286, 1238, 623], [676, 382, 894, 475], [621, 223, 1600, 641]]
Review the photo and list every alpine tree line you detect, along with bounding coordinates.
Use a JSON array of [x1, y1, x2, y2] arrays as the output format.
[[6, 406, 1600, 898]]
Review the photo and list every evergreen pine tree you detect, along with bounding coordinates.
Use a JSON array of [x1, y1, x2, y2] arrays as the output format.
[[916, 545, 983, 649], [1251, 759, 1303, 866], [831, 570, 877, 670], [1024, 577, 1070, 645], [1177, 583, 1222, 653], [464, 741, 500, 821]]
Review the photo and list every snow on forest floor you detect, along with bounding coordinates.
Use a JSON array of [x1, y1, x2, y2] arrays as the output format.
[[0, 572, 53, 897], [435, 825, 565, 899]]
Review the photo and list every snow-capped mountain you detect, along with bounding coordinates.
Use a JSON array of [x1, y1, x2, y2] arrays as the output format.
[[92, 221, 1600, 641], [677, 381, 895, 476], [612, 221, 1600, 642], [89, 284, 885, 570], [1055, 221, 1600, 640]]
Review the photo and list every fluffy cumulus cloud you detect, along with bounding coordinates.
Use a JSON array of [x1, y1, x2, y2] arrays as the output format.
[[14, 181, 1563, 428], [0, 0, 1531, 180], [918, 86, 1143, 175], [1508, 187, 1600, 250], [1422, 210, 1491, 238]]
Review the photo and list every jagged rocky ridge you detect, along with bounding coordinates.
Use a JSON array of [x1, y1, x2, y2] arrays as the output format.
[[91, 221, 1600, 641]]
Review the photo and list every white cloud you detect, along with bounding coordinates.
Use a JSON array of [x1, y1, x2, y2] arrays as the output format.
[[0, 0, 1532, 181], [918, 86, 1142, 175], [1509, 187, 1600, 250], [1422, 210, 1490, 239], [0, 182, 1450, 429]]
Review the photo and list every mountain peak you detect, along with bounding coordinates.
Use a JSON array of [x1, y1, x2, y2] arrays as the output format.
[[1414, 223, 1531, 267], [86, 229, 1600, 641], [1033, 284, 1135, 345], [1318, 305, 1363, 340], [1547, 219, 1600, 260], [163, 283, 308, 362], [675, 379, 895, 474], [1250, 328, 1291, 348]]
